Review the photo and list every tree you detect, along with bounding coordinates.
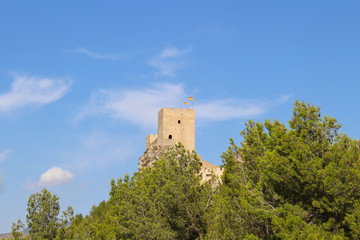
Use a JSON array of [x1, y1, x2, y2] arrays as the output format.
[[207, 101, 360, 239], [26, 188, 60, 239], [12, 188, 74, 240]]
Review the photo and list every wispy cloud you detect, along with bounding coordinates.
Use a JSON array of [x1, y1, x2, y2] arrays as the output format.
[[77, 83, 186, 128], [0, 170, 3, 193], [77, 83, 290, 128], [149, 47, 191, 77], [196, 95, 290, 122], [73, 47, 119, 60], [0, 149, 14, 163], [23, 179, 37, 190], [196, 100, 266, 122], [66, 131, 136, 169], [0, 73, 72, 113]]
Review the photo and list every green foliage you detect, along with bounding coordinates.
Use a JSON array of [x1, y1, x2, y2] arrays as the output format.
[[55, 206, 75, 240], [71, 144, 215, 239], [208, 101, 360, 239], [11, 219, 26, 240], [12, 188, 74, 240], [26, 188, 60, 239], [12, 101, 360, 239], [206, 137, 274, 239]]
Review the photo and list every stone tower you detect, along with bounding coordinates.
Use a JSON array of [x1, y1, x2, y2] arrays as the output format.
[[146, 108, 195, 151]]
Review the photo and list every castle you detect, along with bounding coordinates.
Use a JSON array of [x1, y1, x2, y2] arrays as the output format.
[[140, 108, 223, 182]]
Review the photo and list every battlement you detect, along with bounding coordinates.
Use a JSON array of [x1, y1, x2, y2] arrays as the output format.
[[161, 108, 195, 114]]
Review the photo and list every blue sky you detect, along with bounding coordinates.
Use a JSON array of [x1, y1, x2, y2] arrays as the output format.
[[0, 1, 359, 232]]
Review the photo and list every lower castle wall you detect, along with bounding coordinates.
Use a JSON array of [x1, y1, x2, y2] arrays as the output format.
[[146, 134, 158, 149]]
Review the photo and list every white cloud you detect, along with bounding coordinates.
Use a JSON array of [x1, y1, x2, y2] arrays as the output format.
[[149, 47, 191, 77], [0, 73, 72, 112], [77, 83, 290, 128], [38, 167, 74, 187], [73, 47, 118, 60], [24, 167, 74, 190], [0, 149, 14, 163]]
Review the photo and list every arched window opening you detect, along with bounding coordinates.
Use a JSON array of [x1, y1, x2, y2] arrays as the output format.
[[178, 120, 181, 124], [169, 135, 172, 139]]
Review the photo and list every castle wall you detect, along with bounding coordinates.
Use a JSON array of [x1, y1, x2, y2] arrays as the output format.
[[158, 108, 195, 151], [197, 154, 224, 183], [146, 134, 158, 149]]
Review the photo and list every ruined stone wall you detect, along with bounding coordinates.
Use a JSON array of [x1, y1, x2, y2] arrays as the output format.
[[198, 156, 224, 183]]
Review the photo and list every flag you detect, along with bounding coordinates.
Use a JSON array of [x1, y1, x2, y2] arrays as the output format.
[[184, 102, 188, 105], [188, 97, 194, 101]]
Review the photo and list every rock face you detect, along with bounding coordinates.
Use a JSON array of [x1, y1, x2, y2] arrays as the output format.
[[138, 145, 173, 169], [0, 233, 13, 239]]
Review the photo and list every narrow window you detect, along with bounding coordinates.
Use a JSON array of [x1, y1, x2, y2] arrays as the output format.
[[178, 120, 181, 124], [169, 135, 172, 139]]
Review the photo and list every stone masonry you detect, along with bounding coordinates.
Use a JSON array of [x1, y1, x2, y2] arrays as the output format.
[[146, 108, 195, 151]]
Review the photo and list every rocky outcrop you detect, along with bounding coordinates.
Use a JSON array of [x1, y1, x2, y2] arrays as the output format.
[[138, 145, 174, 169], [0, 233, 13, 239]]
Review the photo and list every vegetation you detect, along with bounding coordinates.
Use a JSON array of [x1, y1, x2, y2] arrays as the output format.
[[12, 101, 360, 239], [12, 188, 74, 240], [207, 101, 360, 239]]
